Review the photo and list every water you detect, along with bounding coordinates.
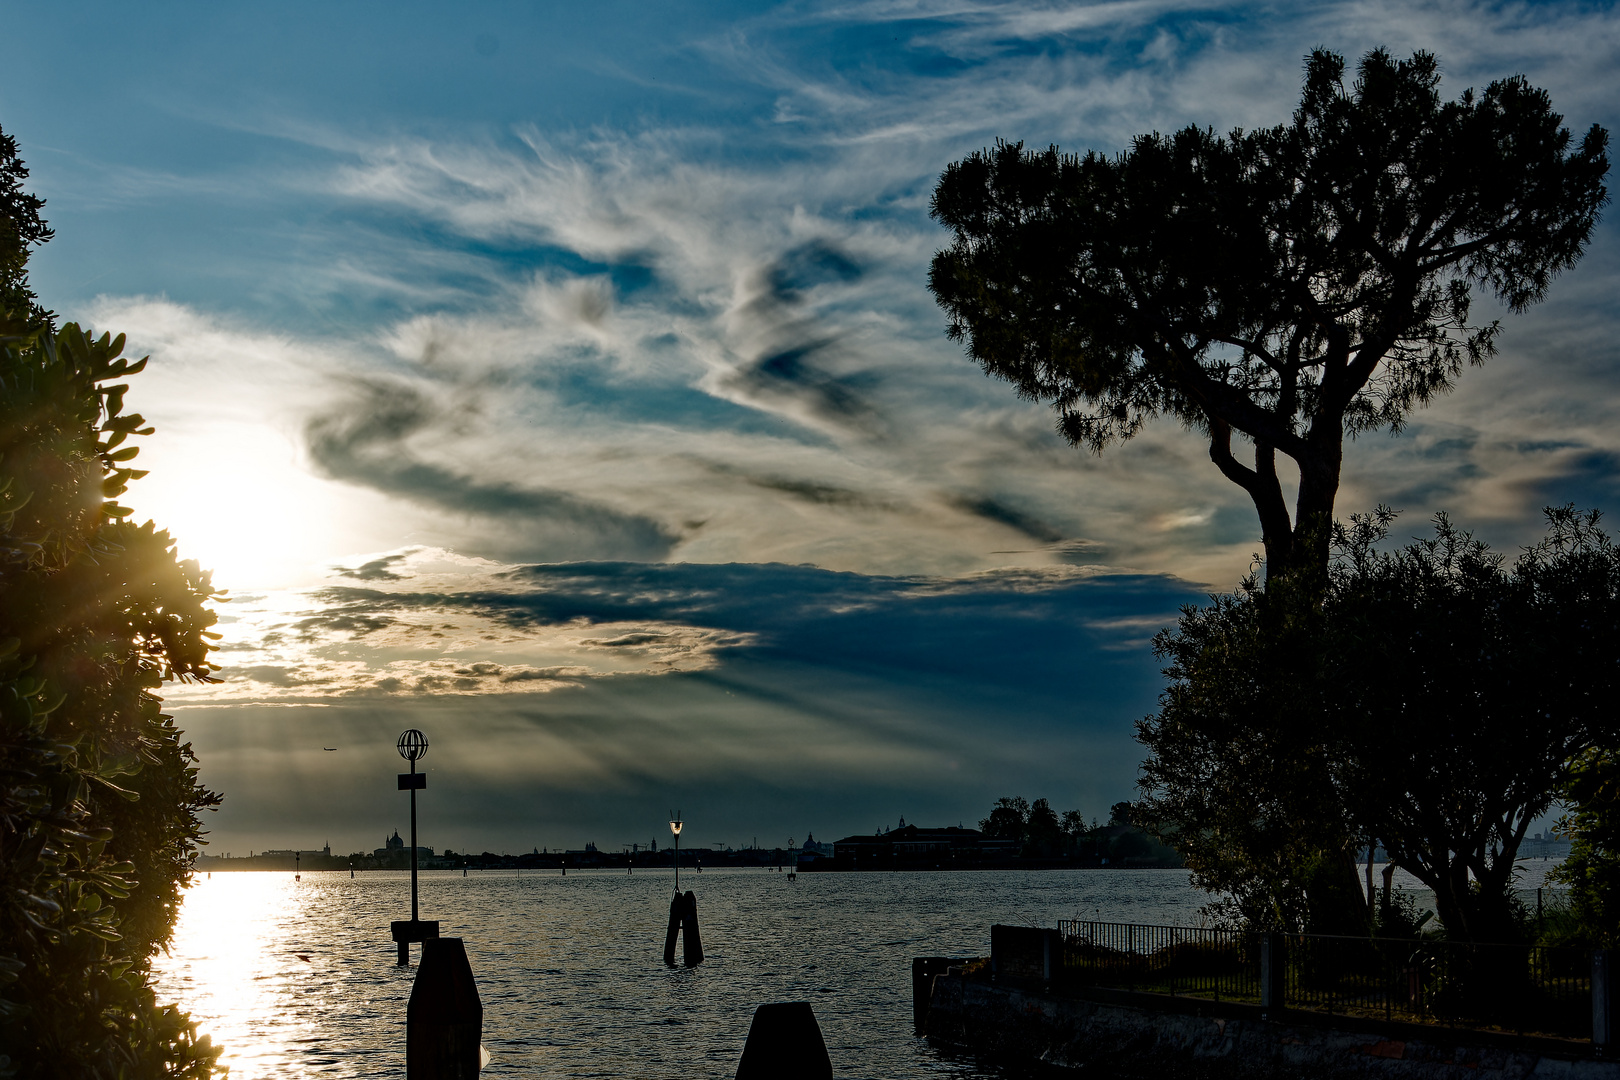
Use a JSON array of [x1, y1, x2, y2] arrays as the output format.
[[152, 867, 1207, 1078], [152, 862, 1569, 1077]]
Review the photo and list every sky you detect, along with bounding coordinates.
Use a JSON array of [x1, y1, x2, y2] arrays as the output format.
[[4, 0, 1618, 856]]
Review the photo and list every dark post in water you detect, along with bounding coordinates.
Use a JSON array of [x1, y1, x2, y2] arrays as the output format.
[[407, 936, 483, 1079], [392, 729, 439, 965], [735, 1001, 832, 1080]]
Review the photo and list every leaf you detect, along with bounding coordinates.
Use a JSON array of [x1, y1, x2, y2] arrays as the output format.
[[23, 892, 61, 914], [89, 775, 141, 802]]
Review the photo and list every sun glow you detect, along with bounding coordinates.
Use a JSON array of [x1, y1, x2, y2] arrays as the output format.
[[124, 422, 393, 593]]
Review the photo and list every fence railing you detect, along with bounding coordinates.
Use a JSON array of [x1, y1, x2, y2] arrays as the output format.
[[1053, 920, 1593, 1040], [1055, 921, 1260, 1003]]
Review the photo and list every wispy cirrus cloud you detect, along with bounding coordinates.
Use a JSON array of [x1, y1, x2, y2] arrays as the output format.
[[304, 377, 682, 561], [254, 0, 1614, 581]]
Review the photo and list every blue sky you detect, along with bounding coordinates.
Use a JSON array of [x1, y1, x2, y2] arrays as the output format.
[[5, 0, 1618, 854]]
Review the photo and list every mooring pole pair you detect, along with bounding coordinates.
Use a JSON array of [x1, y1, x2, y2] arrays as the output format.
[[392, 729, 439, 965]]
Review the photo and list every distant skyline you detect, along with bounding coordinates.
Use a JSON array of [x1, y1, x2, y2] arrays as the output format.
[[4, 1, 1617, 852]]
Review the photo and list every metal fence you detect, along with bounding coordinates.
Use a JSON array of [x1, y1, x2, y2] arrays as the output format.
[[1055, 920, 1592, 1040], [1056, 921, 1261, 1002]]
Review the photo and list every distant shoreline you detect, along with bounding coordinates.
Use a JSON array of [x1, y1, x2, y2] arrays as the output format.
[[192, 860, 1188, 873]]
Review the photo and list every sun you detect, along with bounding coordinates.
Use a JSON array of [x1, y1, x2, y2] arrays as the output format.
[[123, 420, 390, 593]]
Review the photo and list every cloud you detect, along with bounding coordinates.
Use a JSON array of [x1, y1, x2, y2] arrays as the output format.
[[947, 495, 1064, 544], [171, 549, 1203, 704], [334, 551, 414, 581], [166, 554, 1205, 847], [305, 377, 681, 561]]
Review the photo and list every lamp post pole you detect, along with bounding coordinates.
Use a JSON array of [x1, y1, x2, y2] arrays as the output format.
[[670, 812, 683, 894], [409, 754, 419, 921], [392, 729, 436, 965]]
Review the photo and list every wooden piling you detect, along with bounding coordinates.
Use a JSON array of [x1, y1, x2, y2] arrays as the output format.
[[735, 1001, 830, 1080], [681, 890, 703, 967], [407, 937, 483, 1079], [662, 890, 705, 967], [664, 892, 682, 967]]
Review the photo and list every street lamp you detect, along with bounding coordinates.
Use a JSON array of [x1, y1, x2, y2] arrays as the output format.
[[398, 729, 429, 921], [669, 811, 683, 894], [391, 729, 438, 965]]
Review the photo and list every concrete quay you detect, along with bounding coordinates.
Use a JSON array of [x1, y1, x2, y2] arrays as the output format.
[[917, 963, 1620, 1079]]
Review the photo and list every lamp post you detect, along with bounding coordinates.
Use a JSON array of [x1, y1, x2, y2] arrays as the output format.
[[669, 812, 683, 894], [399, 729, 428, 922], [391, 729, 438, 965]]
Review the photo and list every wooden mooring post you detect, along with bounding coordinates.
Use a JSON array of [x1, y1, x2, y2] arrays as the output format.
[[407, 937, 483, 1079], [735, 1002, 831, 1080], [664, 889, 704, 967]]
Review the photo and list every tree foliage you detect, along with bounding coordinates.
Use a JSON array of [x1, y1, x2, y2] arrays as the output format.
[[978, 795, 1030, 842], [978, 794, 1179, 865], [978, 795, 1069, 856], [0, 128, 52, 330], [0, 128, 223, 1078], [929, 48, 1608, 580], [1138, 508, 1620, 940], [1549, 748, 1620, 946], [1135, 575, 1361, 932]]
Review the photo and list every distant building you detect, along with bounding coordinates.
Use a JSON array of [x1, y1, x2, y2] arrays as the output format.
[[260, 843, 332, 859], [830, 824, 990, 868], [373, 830, 434, 864], [1520, 832, 1572, 860]]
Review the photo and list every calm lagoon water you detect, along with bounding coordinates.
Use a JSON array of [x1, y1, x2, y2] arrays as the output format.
[[152, 867, 1209, 1078], [153, 862, 1568, 1077]]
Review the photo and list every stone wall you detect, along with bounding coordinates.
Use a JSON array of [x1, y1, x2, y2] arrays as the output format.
[[921, 971, 1620, 1079]]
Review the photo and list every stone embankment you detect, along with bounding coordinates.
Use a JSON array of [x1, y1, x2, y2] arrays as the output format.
[[917, 959, 1620, 1079]]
